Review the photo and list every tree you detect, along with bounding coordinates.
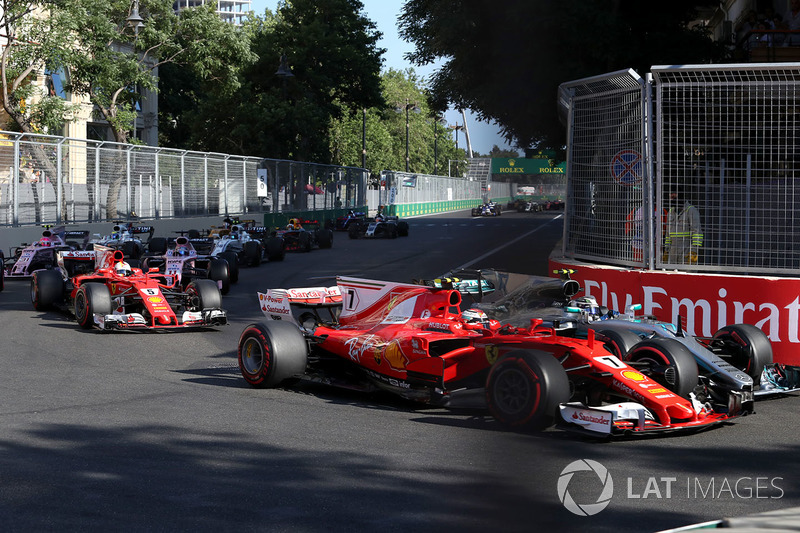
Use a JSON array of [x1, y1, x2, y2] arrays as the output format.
[[399, 0, 727, 150]]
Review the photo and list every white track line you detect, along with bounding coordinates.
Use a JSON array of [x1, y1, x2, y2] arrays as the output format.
[[452, 214, 563, 271]]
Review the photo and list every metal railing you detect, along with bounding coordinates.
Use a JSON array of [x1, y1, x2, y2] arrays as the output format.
[[0, 131, 367, 226]]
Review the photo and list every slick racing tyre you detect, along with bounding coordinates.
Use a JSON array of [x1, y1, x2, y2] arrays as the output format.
[[0, 258, 4, 292], [207, 258, 231, 295], [244, 241, 262, 267], [348, 223, 363, 239], [486, 350, 569, 430], [265, 237, 285, 261], [31, 269, 65, 311], [147, 237, 168, 255], [121, 240, 141, 260], [316, 229, 333, 249], [712, 324, 773, 380], [187, 229, 201, 239], [187, 279, 222, 311], [298, 231, 312, 252], [626, 338, 699, 399], [593, 328, 642, 359], [238, 321, 309, 388], [219, 251, 239, 284], [396, 220, 409, 237], [74, 283, 112, 329]]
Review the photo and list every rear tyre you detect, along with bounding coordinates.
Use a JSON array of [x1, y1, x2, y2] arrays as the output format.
[[31, 270, 64, 311], [147, 237, 168, 255], [626, 338, 699, 398], [121, 240, 140, 260], [207, 258, 231, 295], [265, 237, 285, 261], [219, 251, 239, 284], [74, 283, 112, 329], [316, 229, 333, 249], [396, 220, 409, 237], [238, 321, 309, 388], [348, 223, 362, 239], [188, 229, 201, 239], [187, 279, 222, 311], [244, 241, 262, 266], [712, 324, 773, 381], [298, 231, 312, 252], [0, 259, 4, 292], [486, 350, 569, 430]]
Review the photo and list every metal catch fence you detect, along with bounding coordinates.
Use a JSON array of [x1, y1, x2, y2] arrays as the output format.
[[0, 131, 368, 226], [560, 63, 800, 276]]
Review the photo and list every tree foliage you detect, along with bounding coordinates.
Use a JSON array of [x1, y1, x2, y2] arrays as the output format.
[[328, 68, 463, 175], [162, 0, 386, 162], [399, 0, 727, 150]]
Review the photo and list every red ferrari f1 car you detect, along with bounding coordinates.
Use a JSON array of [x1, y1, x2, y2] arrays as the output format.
[[31, 245, 227, 331], [237, 277, 749, 436]]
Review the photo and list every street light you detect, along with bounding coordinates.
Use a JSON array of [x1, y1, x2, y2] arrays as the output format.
[[126, 0, 145, 37], [396, 98, 420, 172], [433, 114, 446, 176]]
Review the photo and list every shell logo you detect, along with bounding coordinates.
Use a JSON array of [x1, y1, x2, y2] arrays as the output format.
[[621, 370, 646, 382], [383, 340, 408, 371], [147, 296, 164, 304]]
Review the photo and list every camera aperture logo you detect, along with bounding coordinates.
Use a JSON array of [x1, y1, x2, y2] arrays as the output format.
[[557, 459, 614, 516]]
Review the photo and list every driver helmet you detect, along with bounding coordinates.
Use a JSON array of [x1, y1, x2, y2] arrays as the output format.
[[114, 260, 132, 276], [39, 237, 52, 247], [570, 296, 601, 318], [461, 308, 490, 327], [176, 246, 187, 256], [288, 218, 301, 229]]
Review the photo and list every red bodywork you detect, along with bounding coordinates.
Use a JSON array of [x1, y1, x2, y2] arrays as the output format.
[[278, 277, 739, 434]]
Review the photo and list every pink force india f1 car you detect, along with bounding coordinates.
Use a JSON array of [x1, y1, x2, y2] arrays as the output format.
[[237, 276, 751, 437]]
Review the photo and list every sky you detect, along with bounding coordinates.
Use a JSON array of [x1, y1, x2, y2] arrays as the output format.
[[249, 0, 516, 155]]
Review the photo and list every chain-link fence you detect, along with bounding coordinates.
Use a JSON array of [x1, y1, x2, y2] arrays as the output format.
[[559, 63, 800, 276], [378, 171, 483, 206], [558, 69, 648, 268], [0, 131, 368, 227]]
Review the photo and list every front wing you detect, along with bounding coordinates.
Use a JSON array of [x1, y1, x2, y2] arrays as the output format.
[[93, 309, 227, 330]]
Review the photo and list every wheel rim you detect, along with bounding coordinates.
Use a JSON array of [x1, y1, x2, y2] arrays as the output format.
[[241, 337, 267, 376], [636, 355, 676, 387], [75, 291, 87, 322], [492, 367, 535, 416]]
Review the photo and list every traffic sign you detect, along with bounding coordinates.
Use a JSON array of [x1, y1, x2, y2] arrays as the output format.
[[610, 150, 642, 186]]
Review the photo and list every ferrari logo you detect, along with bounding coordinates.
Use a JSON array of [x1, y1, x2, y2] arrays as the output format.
[[485, 345, 499, 365]]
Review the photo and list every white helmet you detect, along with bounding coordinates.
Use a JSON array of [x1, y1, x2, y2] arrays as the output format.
[[115, 260, 132, 276], [461, 308, 490, 326]]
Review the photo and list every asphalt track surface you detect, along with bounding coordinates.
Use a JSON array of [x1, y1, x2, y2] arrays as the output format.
[[1, 210, 799, 532]]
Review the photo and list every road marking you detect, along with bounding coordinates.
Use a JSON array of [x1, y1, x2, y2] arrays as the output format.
[[453, 214, 563, 270]]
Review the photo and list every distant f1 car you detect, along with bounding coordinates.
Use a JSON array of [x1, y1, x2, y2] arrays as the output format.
[[31, 245, 227, 331], [141, 236, 233, 294], [347, 214, 409, 239], [88, 223, 153, 260], [274, 219, 333, 252], [5, 226, 90, 279], [471, 202, 502, 217], [236, 276, 747, 437], [334, 210, 367, 231]]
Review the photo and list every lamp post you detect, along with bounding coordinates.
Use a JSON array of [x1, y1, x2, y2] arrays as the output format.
[[396, 98, 420, 172], [362, 108, 367, 169], [433, 114, 446, 176], [275, 53, 294, 99], [126, 0, 145, 141]]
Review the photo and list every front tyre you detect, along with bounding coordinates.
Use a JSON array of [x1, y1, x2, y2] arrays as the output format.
[[626, 338, 699, 398], [74, 283, 112, 329], [207, 258, 231, 295], [238, 321, 309, 388], [593, 328, 642, 359], [712, 324, 773, 380], [187, 279, 222, 311], [486, 350, 569, 430], [219, 251, 239, 284]]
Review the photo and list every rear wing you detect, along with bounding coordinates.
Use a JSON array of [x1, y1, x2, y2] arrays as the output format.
[[129, 226, 154, 239], [257, 286, 342, 325]]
